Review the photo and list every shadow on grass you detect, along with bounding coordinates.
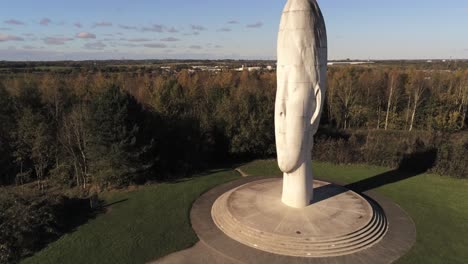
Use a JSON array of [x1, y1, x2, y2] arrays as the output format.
[[347, 148, 437, 193], [59, 197, 107, 234], [17, 196, 112, 262], [313, 148, 438, 202]]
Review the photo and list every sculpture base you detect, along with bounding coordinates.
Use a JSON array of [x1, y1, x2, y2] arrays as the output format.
[[211, 178, 388, 257]]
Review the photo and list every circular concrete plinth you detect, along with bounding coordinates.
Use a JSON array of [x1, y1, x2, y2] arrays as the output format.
[[211, 178, 388, 257], [191, 177, 416, 264]]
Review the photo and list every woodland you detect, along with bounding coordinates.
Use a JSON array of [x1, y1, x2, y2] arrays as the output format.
[[0, 63, 466, 263]]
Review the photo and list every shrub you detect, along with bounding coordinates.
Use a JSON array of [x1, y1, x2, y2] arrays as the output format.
[[0, 190, 98, 264], [313, 130, 467, 178], [433, 143, 468, 178]]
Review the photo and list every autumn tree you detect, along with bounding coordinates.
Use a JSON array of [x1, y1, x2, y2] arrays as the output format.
[[456, 70, 468, 129], [12, 109, 53, 191], [329, 67, 359, 129], [406, 71, 428, 131], [59, 106, 90, 188]]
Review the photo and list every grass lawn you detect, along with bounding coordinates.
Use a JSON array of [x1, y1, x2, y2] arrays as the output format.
[[22, 161, 468, 264], [241, 160, 468, 264], [21, 169, 239, 264]]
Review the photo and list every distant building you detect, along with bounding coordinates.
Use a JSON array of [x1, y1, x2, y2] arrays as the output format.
[[248, 67, 262, 72], [191, 65, 222, 72], [235, 65, 246, 72], [235, 65, 267, 72], [327, 61, 375, 66]]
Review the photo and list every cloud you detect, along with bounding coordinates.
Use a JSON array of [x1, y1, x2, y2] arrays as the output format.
[[93, 21, 112, 27], [127, 38, 152, 42], [40, 18, 51, 26], [191, 25, 206, 31], [4, 19, 24, 25], [0, 27, 10, 30], [183, 32, 200, 36], [144, 43, 167, 48], [22, 33, 34, 37], [161, 37, 180, 42], [227, 20, 238, 24], [76, 32, 96, 39], [218, 28, 231, 32], [74, 22, 82, 28], [215, 45, 223, 48], [0, 48, 245, 61], [246, 22, 263, 28], [84, 42, 106, 50], [43, 37, 73, 45], [167, 27, 179, 33], [119, 24, 137, 30], [142, 24, 164, 32], [119, 43, 139, 48], [0, 33, 24, 42], [22, 45, 36, 49], [189, 45, 202, 50]]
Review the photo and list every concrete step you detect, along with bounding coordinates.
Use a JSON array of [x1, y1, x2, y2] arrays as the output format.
[[211, 179, 389, 257]]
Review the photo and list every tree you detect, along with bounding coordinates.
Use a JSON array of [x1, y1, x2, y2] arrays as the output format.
[[407, 71, 428, 131], [220, 72, 275, 157], [15, 79, 43, 111], [329, 67, 359, 129], [59, 105, 89, 188], [86, 84, 147, 187], [385, 71, 398, 130], [12, 109, 53, 191], [39, 74, 75, 170], [456, 70, 468, 129], [0, 84, 15, 185]]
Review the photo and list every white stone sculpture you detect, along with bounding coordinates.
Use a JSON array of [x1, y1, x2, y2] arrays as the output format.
[[275, 0, 327, 208]]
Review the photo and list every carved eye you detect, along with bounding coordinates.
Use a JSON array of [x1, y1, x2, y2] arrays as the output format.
[[280, 112, 284, 117]]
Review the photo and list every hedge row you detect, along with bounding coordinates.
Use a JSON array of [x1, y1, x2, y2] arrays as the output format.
[[313, 130, 467, 178]]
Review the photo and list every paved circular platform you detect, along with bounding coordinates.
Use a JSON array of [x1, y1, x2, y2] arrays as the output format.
[[191, 176, 416, 264], [211, 178, 388, 257]]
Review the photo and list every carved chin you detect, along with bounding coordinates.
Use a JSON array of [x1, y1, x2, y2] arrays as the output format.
[[277, 151, 302, 173], [278, 160, 296, 174]]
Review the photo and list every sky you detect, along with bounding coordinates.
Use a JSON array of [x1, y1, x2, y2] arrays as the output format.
[[0, 0, 467, 61]]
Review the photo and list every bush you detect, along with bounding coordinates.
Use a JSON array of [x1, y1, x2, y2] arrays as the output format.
[[433, 143, 468, 178], [313, 130, 467, 178], [0, 190, 98, 264]]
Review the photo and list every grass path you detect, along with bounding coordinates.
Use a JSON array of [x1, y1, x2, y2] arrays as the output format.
[[22, 161, 468, 264]]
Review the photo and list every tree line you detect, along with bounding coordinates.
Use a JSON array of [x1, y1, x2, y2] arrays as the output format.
[[0, 66, 467, 190], [0, 65, 466, 263], [326, 67, 467, 131]]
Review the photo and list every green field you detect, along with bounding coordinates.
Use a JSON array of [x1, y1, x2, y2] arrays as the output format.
[[21, 169, 239, 264], [22, 161, 468, 264]]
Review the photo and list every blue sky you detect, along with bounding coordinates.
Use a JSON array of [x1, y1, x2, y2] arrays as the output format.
[[0, 0, 467, 61]]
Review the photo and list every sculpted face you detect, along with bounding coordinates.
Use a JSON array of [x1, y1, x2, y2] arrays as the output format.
[[275, 0, 327, 174]]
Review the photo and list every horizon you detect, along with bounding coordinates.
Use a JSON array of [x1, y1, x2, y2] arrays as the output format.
[[2, 58, 468, 63], [1, 0, 467, 61]]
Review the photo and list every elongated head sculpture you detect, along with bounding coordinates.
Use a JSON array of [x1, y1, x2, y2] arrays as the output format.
[[276, 0, 327, 208]]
